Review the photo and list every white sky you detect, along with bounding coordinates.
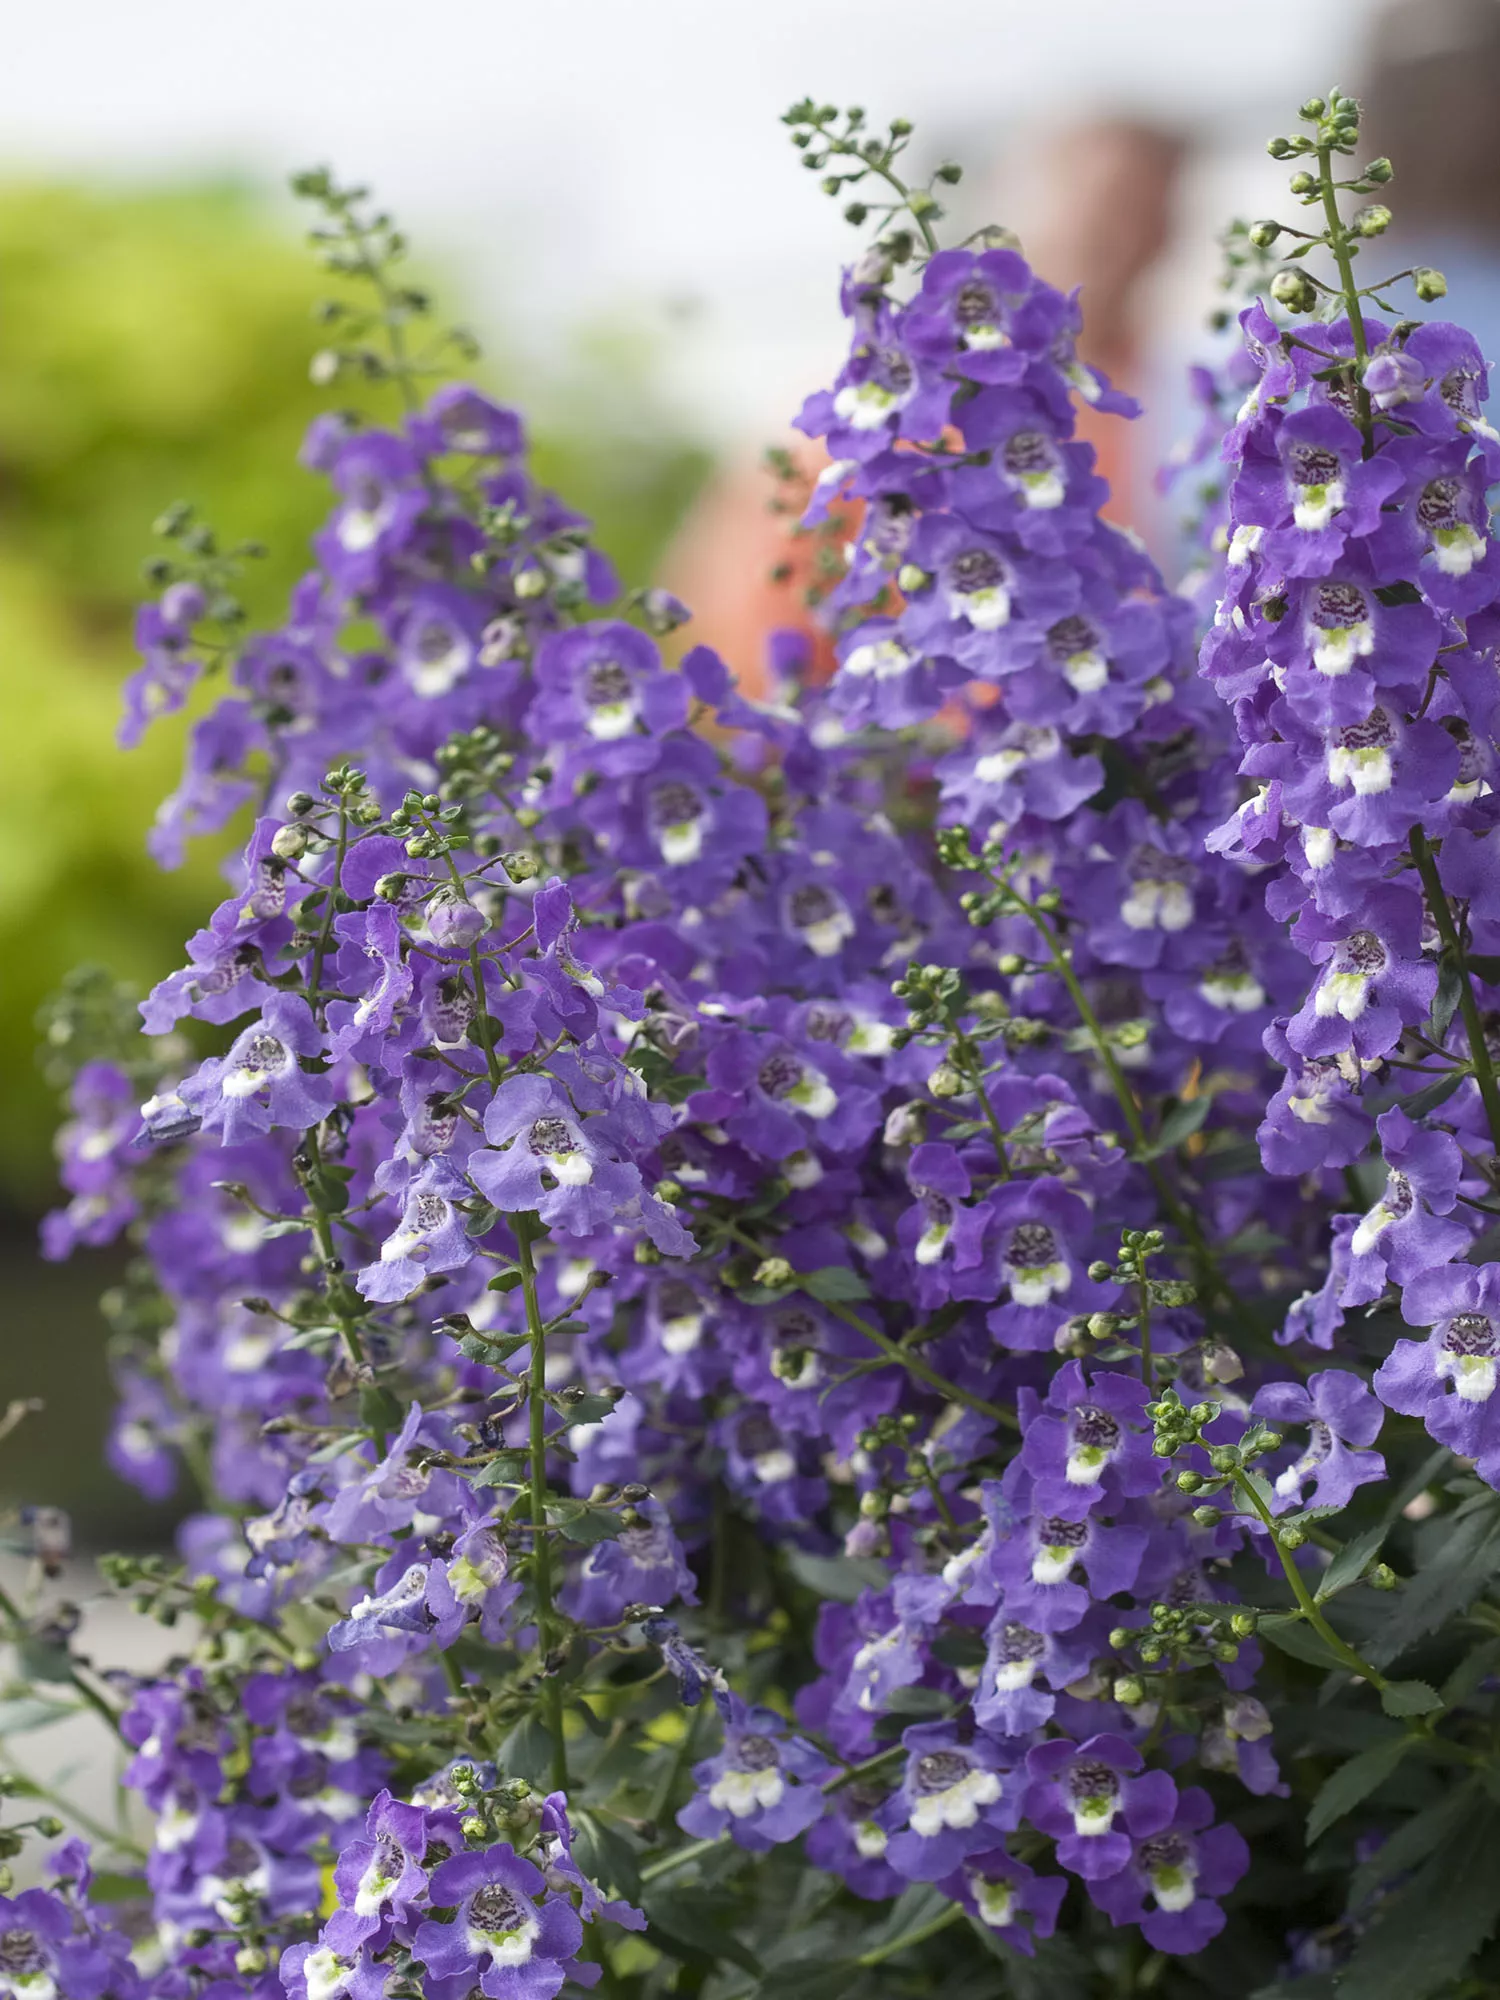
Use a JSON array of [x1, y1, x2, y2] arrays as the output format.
[[3, 0, 1389, 439]]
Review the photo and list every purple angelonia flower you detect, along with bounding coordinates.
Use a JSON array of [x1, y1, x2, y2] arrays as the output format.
[[412, 1843, 583, 2000], [677, 1698, 830, 1853], [1375, 1262, 1500, 1480], [1087, 1786, 1249, 1955], [1252, 1369, 1385, 1513], [1025, 1733, 1179, 1881]]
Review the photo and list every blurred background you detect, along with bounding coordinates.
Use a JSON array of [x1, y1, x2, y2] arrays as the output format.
[[4, 0, 1498, 1545]]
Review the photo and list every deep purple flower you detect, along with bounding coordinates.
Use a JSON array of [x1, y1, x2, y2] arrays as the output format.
[[1087, 1786, 1249, 1954], [1252, 1369, 1385, 1513], [412, 1843, 583, 2000], [1375, 1262, 1500, 1478], [1025, 1733, 1179, 1881], [677, 1697, 829, 1853], [178, 993, 336, 1146]]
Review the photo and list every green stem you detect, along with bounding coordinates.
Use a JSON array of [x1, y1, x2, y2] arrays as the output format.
[[516, 1216, 569, 1795], [1006, 882, 1250, 1333], [1318, 143, 1372, 385], [951, 1029, 1011, 1179], [1137, 1273, 1153, 1387], [1411, 826, 1500, 1156], [1233, 1472, 1395, 1693], [856, 1903, 963, 1967], [639, 1833, 724, 1885]]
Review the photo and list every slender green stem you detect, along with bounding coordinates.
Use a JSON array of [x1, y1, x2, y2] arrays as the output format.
[[857, 1903, 963, 1967], [1136, 1273, 1153, 1387], [1001, 878, 1254, 1337], [951, 1029, 1011, 1179], [1411, 826, 1500, 1157], [1318, 143, 1373, 438], [822, 1743, 906, 1795], [639, 1833, 724, 1885], [1232, 1472, 1397, 1695], [516, 1217, 569, 1794]]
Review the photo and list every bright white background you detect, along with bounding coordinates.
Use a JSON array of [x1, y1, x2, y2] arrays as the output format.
[[2, 0, 1391, 439]]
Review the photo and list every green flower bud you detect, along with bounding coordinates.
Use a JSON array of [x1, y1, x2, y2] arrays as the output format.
[[1278, 1525, 1306, 1551], [1369, 1563, 1398, 1591], [1230, 1611, 1257, 1638], [1271, 268, 1318, 314], [1354, 203, 1392, 237], [1364, 156, 1393, 183], [753, 1256, 795, 1290], [1248, 219, 1281, 249], [1192, 1505, 1222, 1527], [271, 822, 310, 862], [1108, 1626, 1133, 1651], [896, 564, 932, 594], [1414, 266, 1448, 302], [1289, 171, 1318, 196], [928, 1064, 964, 1099], [1176, 1470, 1203, 1494], [1114, 1675, 1146, 1705]]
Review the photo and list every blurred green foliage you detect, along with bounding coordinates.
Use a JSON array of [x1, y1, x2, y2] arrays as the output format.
[[0, 178, 710, 1212]]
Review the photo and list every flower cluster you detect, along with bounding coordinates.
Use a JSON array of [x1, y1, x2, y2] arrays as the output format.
[[1200, 94, 1500, 1484], [18, 101, 1500, 2000]]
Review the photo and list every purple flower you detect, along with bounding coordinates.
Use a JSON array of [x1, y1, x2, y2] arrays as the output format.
[[1025, 1733, 1179, 1881], [677, 1698, 830, 1853], [936, 1848, 1068, 1954], [1339, 1107, 1470, 1305], [883, 1722, 1019, 1881], [357, 1159, 476, 1303], [468, 1074, 644, 1236], [178, 993, 336, 1146], [1252, 1369, 1385, 1513], [1087, 1786, 1249, 1954], [327, 1789, 433, 1943], [412, 1843, 583, 2000], [1375, 1262, 1500, 1478], [1018, 1361, 1159, 1517]]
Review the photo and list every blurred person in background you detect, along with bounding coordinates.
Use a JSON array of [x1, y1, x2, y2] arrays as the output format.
[[1361, 0, 1500, 353], [664, 114, 1187, 693]]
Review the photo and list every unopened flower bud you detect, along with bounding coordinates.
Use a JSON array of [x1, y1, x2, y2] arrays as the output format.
[[1114, 1675, 1146, 1705], [271, 822, 310, 861], [1369, 1563, 1398, 1591], [1176, 1470, 1203, 1494], [461, 1815, 488, 1842], [1414, 266, 1447, 302], [1230, 1611, 1257, 1638], [1364, 156, 1393, 183], [501, 850, 540, 883], [374, 872, 407, 902], [1288, 171, 1318, 195], [896, 564, 932, 594], [235, 1946, 269, 1975], [1271, 268, 1318, 314], [1353, 203, 1391, 237], [427, 889, 488, 950], [1247, 219, 1280, 248], [1278, 1525, 1306, 1550], [928, 1064, 963, 1098], [753, 1256, 795, 1290]]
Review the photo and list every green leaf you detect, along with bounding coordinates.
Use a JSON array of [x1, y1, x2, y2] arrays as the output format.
[[1350, 1779, 1480, 1905], [1442, 1635, 1500, 1708], [800, 1265, 871, 1303], [486, 1270, 523, 1293], [1368, 1493, 1500, 1666], [260, 1217, 312, 1239], [1257, 1614, 1349, 1671], [644, 1890, 762, 1977], [1397, 1068, 1467, 1120], [1337, 1801, 1500, 1999], [1138, 1093, 1212, 1159], [358, 1385, 404, 1435], [561, 1390, 622, 1425], [573, 1812, 641, 1900], [783, 1550, 890, 1603], [466, 1450, 530, 1488], [1428, 961, 1465, 1043], [1316, 1524, 1387, 1602], [548, 1499, 624, 1544], [0, 1696, 77, 1734], [458, 1330, 529, 1364], [1379, 1678, 1442, 1718], [1306, 1734, 1410, 1845]]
